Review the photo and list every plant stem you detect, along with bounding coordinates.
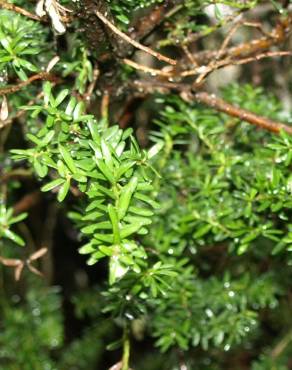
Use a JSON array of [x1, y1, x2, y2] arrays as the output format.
[[122, 327, 130, 370], [271, 328, 292, 359]]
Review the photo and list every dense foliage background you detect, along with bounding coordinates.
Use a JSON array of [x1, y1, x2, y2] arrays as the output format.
[[0, 0, 292, 369]]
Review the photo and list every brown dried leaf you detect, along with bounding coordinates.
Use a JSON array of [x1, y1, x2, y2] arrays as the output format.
[[0, 95, 8, 121]]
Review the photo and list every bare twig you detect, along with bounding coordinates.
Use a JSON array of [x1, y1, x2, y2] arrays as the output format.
[[101, 92, 110, 121], [95, 9, 177, 66], [123, 58, 172, 77], [1, 169, 33, 182], [194, 18, 243, 83], [0, 0, 44, 21], [216, 18, 243, 60], [125, 49, 291, 81], [13, 191, 42, 215], [0, 247, 47, 281], [181, 45, 198, 67], [0, 72, 59, 96], [184, 13, 292, 66], [194, 91, 292, 134], [180, 50, 292, 83], [134, 80, 292, 135], [129, 0, 183, 41], [242, 21, 274, 38], [271, 328, 292, 359], [83, 64, 100, 101]]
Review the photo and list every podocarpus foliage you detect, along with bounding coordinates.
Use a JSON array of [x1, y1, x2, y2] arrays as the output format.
[[0, 0, 292, 369]]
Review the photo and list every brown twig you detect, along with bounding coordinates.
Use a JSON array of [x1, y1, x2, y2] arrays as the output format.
[[41, 202, 59, 284], [177, 50, 292, 81], [193, 18, 244, 83], [193, 50, 292, 84], [181, 45, 198, 67], [83, 64, 100, 101], [101, 92, 110, 121], [95, 9, 177, 66], [271, 328, 292, 359], [13, 191, 42, 215], [125, 50, 291, 81], [194, 91, 292, 134], [129, 0, 183, 41], [0, 247, 47, 281], [0, 0, 44, 21], [123, 58, 172, 77], [0, 72, 59, 96], [183, 12, 241, 45], [1, 169, 33, 182], [183, 13, 292, 66], [216, 18, 243, 61], [133, 80, 292, 135]]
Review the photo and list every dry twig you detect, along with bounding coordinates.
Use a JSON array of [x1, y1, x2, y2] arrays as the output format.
[[194, 91, 292, 134], [95, 9, 177, 66], [0, 247, 47, 281], [134, 80, 292, 135], [0, 72, 59, 96], [182, 13, 292, 67], [0, 0, 44, 21], [83, 64, 100, 101], [123, 59, 172, 77]]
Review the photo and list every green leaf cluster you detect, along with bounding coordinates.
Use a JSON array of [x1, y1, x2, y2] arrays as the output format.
[[0, 10, 47, 81], [0, 204, 27, 247], [0, 283, 63, 369], [11, 82, 163, 284]]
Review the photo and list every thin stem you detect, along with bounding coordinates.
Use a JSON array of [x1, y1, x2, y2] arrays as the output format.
[[123, 58, 172, 77], [121, 327, 130, 370], [95, 9, 176, 66], [0, 72, 59, 96], [133, 80, 292, 135], [0, 0, 44, 21], [101, 92, 110, 124], [271, 328, 292, 359], [194, 91, 292, 134]]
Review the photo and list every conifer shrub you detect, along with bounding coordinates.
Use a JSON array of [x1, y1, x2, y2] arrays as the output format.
[[0, 0, 292, 369]]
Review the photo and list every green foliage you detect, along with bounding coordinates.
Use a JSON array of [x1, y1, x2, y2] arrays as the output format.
[[1, 1, 292, 369], [151, 269, 277, 352], [150, 85, 292, 256], [108, 0, 163, 24], [11, 82, 166, 284], [0, 10, 47, 81], [0, 204, 27, 247], [252, 355, 289, 370], [0, 283, 63, 369]]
